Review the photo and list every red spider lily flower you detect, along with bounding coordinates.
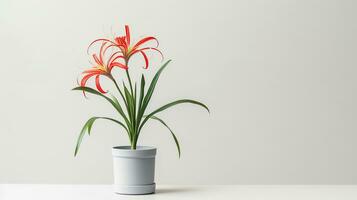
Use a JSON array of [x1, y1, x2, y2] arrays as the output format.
[[88, 25, 163, 69], [80, 42, 128, 94]]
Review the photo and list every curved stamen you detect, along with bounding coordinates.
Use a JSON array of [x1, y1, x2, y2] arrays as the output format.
[[87, 38, 116, 54]]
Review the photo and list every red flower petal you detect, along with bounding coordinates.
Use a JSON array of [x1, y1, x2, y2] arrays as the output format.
[[131, 47, 164, 61], [140, 51, 149, 69], [125, 25, 130, 46], [110, 56, 125, 65], [132, 36, 159, 51], [80, 72, 98, 97], [95, 75, 107, 93], [107, 51, 124, 64], [114, 37, 128, 49], [80, 73, 97, 87], [82, 69, 103, 74], [109, 62, 128, 71]]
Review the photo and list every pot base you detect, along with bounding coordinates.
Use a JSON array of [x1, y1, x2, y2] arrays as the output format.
[[114, 183, 156, 195]]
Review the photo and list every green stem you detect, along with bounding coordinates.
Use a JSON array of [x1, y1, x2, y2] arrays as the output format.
[[124, 60, 137, 149], [111, 77, 126, 103], [132, 127, 139, 150], [125, 60, 134, 96], [110, 76, 133, 142]]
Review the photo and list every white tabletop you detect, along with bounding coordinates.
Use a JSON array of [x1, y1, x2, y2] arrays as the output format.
[[1, 184, 357, 200]]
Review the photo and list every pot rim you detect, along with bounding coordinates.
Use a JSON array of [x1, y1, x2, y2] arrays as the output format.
[[112, 146, 156, 158], [112, 146, 156, 151]]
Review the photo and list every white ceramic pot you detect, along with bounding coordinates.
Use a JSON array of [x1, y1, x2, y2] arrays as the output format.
[[112, 146, 156, 195]]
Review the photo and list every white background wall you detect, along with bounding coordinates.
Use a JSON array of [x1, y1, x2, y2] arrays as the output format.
[[1, 0, 357, 184]]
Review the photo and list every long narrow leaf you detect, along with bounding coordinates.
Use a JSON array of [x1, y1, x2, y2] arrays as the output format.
[[138, 99, 209, 134], [72, 87, 130, 126], [138, 74, 146, 110], [142, 60, 171, 110], [74, 117, 94, 156], [137, 60, 171, 130], [93, 117, 129, 134], [136, 75, 146, 128], [146, 115, 181, 157], [124, 85, 134, 118], [123, 83, 137, 140], [74, 117, 128, 156], [110, 94, 121, 111], [133, 83, 137, 126], [134, 83, 137, 103]]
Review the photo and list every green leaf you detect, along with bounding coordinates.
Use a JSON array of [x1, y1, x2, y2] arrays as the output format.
[[136, 75, 146, 126], [142, 60, 171, 111], [133, 83, 137, 119], [72, 87, 130, 126], [138, 74, 146, 109], [112, 79, 128, 109], [146, 115, 181, 157], [123, 84, 137, 140], [86, 117, 98, 135], [137, 60, 171, 131], [74, 117, 94, 156], [134, 83, 137, 103], [110, 94, 121, 109], [124, 85, 134, 120], [74, 117, 128, 156], [99, 117, 128, 133], [138, 99, 209, 135]]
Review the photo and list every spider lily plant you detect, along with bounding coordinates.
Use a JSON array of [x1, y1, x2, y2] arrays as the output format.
[[73, 25, 209, 157]]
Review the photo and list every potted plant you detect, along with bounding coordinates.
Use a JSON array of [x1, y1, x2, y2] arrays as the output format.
[[73, 25, 209, 195]]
